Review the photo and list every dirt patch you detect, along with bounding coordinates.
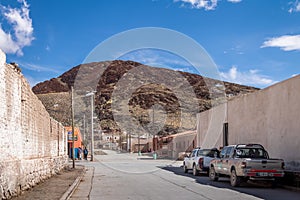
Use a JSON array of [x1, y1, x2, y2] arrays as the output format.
[[12, 165, 84, 200]]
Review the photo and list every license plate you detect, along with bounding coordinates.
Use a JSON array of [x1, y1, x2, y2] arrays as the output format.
[[258, 172, 269, 176]]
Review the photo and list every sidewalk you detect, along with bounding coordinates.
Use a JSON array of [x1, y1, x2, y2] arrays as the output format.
[[66, 166, 94, 200], [11, 164, 84, 200]]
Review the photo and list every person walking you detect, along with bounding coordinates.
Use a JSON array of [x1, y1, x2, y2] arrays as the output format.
[[83, 147, 88, 160], [78, 147, 82, 160]]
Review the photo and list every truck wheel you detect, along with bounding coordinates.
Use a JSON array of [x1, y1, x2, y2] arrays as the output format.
[[209, 166, 219, 181], [230, 169, 241, 187], [193, 164, 199, 176], [183, 164, 188, 173], [271, 179, 278, 188]]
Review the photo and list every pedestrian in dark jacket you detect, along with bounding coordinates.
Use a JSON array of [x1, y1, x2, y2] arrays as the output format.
[[83, 147, 88, 160]]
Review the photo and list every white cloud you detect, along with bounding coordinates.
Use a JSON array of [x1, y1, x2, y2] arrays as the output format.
[[174, 0, 241, 10], [0, 0, 34, 56], [227, 0, 242, 3], [220, 66, 276, 87], [18, 62, 61, 73], [175, 0, 218, 10], [261, 35, 300, 51], [288, 0, 300, 13]]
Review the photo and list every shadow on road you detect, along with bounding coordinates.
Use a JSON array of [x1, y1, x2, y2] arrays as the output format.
[[159, 166, 300, 200]]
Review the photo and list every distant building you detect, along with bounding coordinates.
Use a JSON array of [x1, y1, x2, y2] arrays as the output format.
[[65, 127, 82, 159]]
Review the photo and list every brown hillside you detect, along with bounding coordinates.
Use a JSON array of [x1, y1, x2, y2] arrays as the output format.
[[33, 60, 259, 135]]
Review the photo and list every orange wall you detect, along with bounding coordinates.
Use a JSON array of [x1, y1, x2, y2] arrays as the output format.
[[65, 127, 82, 148]]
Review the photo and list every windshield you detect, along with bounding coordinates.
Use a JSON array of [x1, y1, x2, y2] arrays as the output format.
[[235, 148, 268, 159]]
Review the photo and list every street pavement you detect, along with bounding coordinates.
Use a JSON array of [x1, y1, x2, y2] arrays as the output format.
[[69, 150, 300, 200]]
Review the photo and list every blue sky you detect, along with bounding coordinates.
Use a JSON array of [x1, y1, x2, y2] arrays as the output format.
[[0, 0, 300, 88]]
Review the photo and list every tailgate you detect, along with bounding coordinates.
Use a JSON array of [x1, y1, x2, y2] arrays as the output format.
[[247, 159, 283, 170], [203, 157, 213, 167], [245, 159, 284, 177]]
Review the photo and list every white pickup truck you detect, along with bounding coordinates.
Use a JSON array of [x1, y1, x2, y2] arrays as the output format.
[[183, 147, 220, 176], [209, 144, 285, 187]]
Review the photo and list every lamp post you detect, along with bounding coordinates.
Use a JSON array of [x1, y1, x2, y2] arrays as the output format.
[[71, 86, 75, 168], [86, 91, 96, 161]]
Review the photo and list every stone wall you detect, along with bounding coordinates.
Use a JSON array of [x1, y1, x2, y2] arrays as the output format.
[[0, 49, 68, 199], [197, 75, 300, 171]]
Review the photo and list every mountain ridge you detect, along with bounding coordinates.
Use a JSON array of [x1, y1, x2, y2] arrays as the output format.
[[33, 60, 259, 135]]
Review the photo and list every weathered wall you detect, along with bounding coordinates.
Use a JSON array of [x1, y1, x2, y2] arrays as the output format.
[[196, 103, 226, 149], [197, 75, 300, 171], [171, 130, 197, 159], [228, 75, 300, 171], [157, 131, 197, 159], [0, 49, 68, 199]]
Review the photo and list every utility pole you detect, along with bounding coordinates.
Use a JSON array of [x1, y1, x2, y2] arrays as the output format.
[[90, 93, 94, 161], [71, 86, 75, 168], [83, 114, 85, 140], [153, 106, 155, 151], [86, 91, 95, 161]]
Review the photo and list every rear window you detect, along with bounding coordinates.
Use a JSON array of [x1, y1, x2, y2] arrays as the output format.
[[235, 148, 268, 159], [199, 149, 220, 157]]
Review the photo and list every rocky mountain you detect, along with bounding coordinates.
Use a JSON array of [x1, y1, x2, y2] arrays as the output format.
[[33, 60, 259, 136]]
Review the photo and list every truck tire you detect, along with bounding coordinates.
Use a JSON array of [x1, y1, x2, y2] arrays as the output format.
[[271, 178, 279, 188], [193, 164, 199, 176], [209, 166, 219, 181], [183, 163, 188, 173], [230, 169, 241, 187]]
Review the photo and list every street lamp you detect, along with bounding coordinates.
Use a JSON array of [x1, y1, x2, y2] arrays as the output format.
[[71, 86, 75, 168], [86, 91, 96, 161]]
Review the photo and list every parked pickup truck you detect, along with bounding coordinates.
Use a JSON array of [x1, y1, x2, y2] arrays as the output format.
[[209, 144, 285, 187], [183, 147, 220, 176]]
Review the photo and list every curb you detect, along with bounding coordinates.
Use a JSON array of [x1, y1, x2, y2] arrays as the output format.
[[280, 184, 300, 192], [59, 166, 86, 200]]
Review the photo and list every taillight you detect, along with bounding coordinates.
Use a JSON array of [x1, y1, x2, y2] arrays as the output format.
[[281, 162, 285, 169], [199, 157, 204, 168], [241, 161, 247, 168]]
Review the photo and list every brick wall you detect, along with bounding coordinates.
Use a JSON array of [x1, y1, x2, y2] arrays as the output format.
[[0, 49, 68, 199]]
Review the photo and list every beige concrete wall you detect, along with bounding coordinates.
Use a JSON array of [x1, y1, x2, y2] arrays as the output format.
[[227, 75, 300, 171], [157, 131, 197, 159], [172, 131, 197, 158], [197, 75, 300, 171], [197, 103, 226, 149], [0, 49, 68, 199]]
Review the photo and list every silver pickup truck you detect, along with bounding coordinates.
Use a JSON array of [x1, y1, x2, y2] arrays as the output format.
[[183, 147, 220, 176], [209, 144, 285, 187]]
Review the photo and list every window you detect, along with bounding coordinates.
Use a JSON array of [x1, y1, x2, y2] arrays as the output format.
[[191, 150, 197, 157], [202, 149, 220, 158], [197, 149, 203, 156], [235, 148, 268, 159], [225, 147, 233, 158], [220, 147, 227, 158]]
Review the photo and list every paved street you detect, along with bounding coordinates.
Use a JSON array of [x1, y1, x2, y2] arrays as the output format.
[[70, 150, 299, 200]]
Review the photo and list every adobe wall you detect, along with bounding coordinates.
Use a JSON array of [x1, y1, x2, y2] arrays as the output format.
[[197, 75, 300, 171], [0, 49, 68, 199]]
